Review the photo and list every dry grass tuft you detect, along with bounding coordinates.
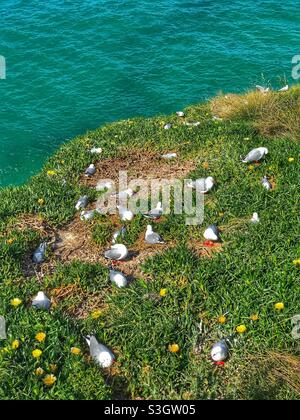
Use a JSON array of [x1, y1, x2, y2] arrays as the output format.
[[210, 86, 300, 140]]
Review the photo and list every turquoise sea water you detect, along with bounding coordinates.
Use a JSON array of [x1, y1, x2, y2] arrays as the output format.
[[0, 0, 299, 187]]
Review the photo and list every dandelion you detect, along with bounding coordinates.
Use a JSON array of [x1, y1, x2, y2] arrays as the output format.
[[35, 367, 44, 376], [50, 364, 58, 373], [218, 315, 227, 324], [11, 340, 20, 350], [248, 165, 254, 171], [202, 162, 209, 170], [218, 212, 224, 217], [293, 259, 300, 266], [71, 347, 81, 355], [43, 374, 57, 387], [35, 332, 46, 343], [11, 298, 22, 307], [47, 170, 56, 176], [32, 349, 43, 359], [274, 302, 284, 311], [91, 310, 102, 320], [159, 288, 168, 297], [288, 157, 295, 162], [250, 314, 259, 321], [236, 325, 247, 334], [168, 343, 180, 353], [6, 238, 15, 245], [37, 198, 45, 206]]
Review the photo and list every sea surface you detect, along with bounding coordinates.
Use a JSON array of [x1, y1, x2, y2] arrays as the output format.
[[1, 0, 299, 187]]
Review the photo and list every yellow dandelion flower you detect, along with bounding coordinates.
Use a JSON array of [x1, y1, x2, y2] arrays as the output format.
[[218, 212, 224, 217], [43, 374, 57, 387], [159, 288, 168, 297], [35, 332, 46, 343], [293, 259, 300, 266], [6, 238, 15, 245], [248, 165, 254, 171], [71, 347, 81, 355], [11, 340, 20, 350], [35, 367, 44, 376], [91, 310, 102, 320], [37, 198, 45, 206], [274, 302, 284, 311], [50, 364, 58, 373], [202, 162, 209, 170], [218, 315, 227, 324], [47, 170, 56, 176], [32, 349, 43, 359], [236, 325, 247, 334], [60, 160, 65, 164], [288, 157, 295, 162], [168, 343, 180, 353], [250, 314, 259, 321], [11, 298, 22, 307]]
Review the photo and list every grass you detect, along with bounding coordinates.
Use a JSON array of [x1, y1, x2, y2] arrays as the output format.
[[0, 86, 299, 400]]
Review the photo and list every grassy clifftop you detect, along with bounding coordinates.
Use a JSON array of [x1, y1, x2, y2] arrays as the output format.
[[0, 86, 299, 400]]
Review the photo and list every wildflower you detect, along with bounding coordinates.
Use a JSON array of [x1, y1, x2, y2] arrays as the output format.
[[218, 315, 227, 324], [6, 238, 15, 245], [11, 340, 20, 350], [35, 332, 46, 343], [159, 288, 168, 297], [288, 157, 295, 162], [47, 170, 56, 176], [202, 162, 209, 170], [218, 212, 224, 217], [35, 367, 44, 376], [248, 165, 254, 171], [250, 314, 259, 321], [32, 349, 43, 359], [91, 310, 102, 320], [71, 347, 81, 355], [168, 344, 180, 353], [43, 374, 57, 387], [274, 302, 284, 311], [37, 198, 45, 206], [293, 259, 300, 266], [50, 364, 58, 373], [236, 325, 247, 334], [11, 298, 22, 307]]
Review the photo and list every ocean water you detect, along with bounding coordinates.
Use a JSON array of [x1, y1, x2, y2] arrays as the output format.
[[0, 0, 299, 187]]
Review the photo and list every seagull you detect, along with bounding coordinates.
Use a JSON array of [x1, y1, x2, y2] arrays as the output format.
[[109, 269, 128, 288], [251, 212, 260, 223], [112, 188, 134, 199], [211, 340, 229, 362], [96, 181, 113, 192], [145, 225, 165, 244], [184, 121, 200, 127], [112, 226, 126, 244], [0, 316, 6, 340], [187, 177, 215, 193], [143, 202, 163, 220], [278, 85, 289, 92], [80, 210, 96, 221], [32, 242, 47, 264], [241, 147, 268, 163], [203, 224, 222, 242], [262, 176, 272, 190], [176, 111, 185, 117], [256, 85, 270, 93], [90, 147, 102, 154], [161, 153, 177, 159], [104, 244, 128, 261], [85, 335, 115, 368], [117, 206, 134, 222], [164, 123, 172, 130], [32, 291, 52, 311], [85, 164, 96, 177], [75, 196, 89, 211]]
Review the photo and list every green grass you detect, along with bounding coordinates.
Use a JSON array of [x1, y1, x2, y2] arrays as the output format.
[[0, 87, 299, 400]]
